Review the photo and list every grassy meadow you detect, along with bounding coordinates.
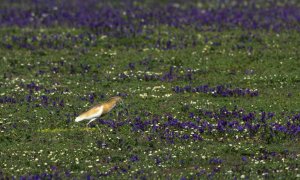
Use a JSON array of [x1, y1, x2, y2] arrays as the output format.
[[0, 1, 299, 179]]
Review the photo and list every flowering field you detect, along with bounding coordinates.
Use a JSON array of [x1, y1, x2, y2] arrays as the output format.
[[0, 0, 300, 179]]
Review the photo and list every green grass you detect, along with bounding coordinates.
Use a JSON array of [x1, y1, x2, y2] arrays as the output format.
[[0, 28, 299, 179]]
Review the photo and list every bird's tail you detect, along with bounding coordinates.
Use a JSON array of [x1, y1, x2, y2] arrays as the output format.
[[75, 116, 85, 122]]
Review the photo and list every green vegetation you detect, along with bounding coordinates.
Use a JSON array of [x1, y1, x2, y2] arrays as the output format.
[[0, 1, 300, 178]]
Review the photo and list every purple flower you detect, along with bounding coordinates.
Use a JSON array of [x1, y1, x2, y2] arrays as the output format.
[[209, 158, 223, 164], [130, 155, 139, 162], [172, 84, 259, 97], [242, 156, 247, 162], [128, 62, 135, 70]]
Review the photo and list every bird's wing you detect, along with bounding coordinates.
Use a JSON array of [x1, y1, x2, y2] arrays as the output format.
[[75, 105, 103, 122]]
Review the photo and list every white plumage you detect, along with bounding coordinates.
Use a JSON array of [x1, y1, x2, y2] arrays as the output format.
[[75, 105, 104, 124]]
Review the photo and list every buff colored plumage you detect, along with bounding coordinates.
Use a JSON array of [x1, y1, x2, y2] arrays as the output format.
[[75, 96, 123, 125]]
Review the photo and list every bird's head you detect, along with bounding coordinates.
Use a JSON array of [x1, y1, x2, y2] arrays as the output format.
[[110, 96, 123, 104]]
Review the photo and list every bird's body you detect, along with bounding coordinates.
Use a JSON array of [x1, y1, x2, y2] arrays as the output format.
[[75, 96, 122, 125]]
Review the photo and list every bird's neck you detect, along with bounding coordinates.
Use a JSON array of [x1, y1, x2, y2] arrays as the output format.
[[107, 99, 118, 106]]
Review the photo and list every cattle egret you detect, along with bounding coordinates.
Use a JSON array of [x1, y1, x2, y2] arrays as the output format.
[[75, 96, 123, 125]]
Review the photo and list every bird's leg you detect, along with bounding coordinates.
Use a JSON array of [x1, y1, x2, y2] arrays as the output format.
[[95, 123, 102, 133], [114, 101, 120, 120], [115, 110, 118, 120], [121, 101, 129, 117], [86, 118, 97, 126], [118, 100, 127, 118]]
